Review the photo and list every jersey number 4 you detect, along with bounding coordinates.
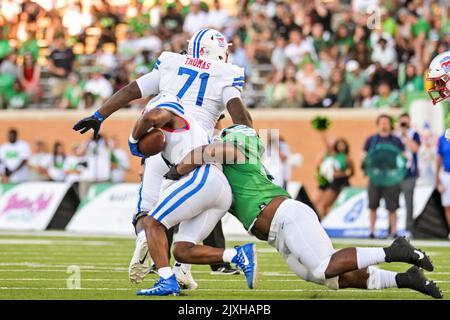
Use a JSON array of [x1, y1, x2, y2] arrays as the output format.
[[176, 67, 210, 107]]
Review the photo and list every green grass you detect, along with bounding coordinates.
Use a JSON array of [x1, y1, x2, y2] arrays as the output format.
[[0, 233, 448, 300]]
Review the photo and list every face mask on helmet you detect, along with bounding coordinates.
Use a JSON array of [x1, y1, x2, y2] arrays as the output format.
[[427, 74, 450, 105]]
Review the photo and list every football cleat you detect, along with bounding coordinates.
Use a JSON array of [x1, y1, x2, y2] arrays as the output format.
[[232, 244, 258, 289], [384, 236, 434, 271], [210, 264, 240, 275], [129, 235, 151, 284], [396, 266, 443, 299], [174, 263, 198, 290], [136, 275, 180, 296]]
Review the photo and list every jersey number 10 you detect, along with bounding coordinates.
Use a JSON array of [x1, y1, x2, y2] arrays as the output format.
[[176, 67, 210, 107]]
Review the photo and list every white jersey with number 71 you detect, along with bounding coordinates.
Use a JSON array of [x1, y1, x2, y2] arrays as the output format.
[[136, 51, 245, 136]]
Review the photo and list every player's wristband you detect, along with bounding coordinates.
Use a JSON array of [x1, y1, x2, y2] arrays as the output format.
[[93, 110, 105, 122], [128, 135, 139, 144]]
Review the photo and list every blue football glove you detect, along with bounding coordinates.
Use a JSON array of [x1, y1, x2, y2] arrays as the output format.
[[128, 135, 147, 158], [73, 110, 105, 138]]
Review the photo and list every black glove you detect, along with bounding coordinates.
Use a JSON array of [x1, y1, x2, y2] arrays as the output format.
[[164, 165, 183, 180], [73, 110, 105, 138]]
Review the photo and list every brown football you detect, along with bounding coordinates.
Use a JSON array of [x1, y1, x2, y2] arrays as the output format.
[[138, 129, 166, 157]]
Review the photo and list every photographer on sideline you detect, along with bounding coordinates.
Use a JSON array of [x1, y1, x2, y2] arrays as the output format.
[[396, 113, 421, 236]]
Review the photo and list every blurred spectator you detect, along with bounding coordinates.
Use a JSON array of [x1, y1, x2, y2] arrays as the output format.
[[396, 113, 421, 235], [19, 29, 39, 62], [5, 80, 29, 109], [84, 67, 113, 107], [399, 63, 424, 100], [207, 0, 233, 38], [118, 29, 139, 61], [64, 145, 83, 184], [345, 60, 369, 102], [78, 133, 111, 197], [374, 82, 399, 109], [303, 75, 327, 108], [316, 131, 354, 219], [47, 141, 66, 182], [94, 46, 118, 76], [183, 0, 208, 36], [109, 136, 130, 183], [18, 51, 41, 102], [0, 128, 31, 183], [363, 115, 405, 238], [436, 124, 450, 240], [59, 73, 84, 109], [28, 140, 51, 181], [284, 29, 316, 65], [246, 12, 273, 63], [265, 64, 302, 108], [229, 35, 252, 77], [0, 51, 18, 77], [47, 35, 75, 97], [271, 35, 287, 71], [371, 37, 397, 69], [359, 85, 377, 109], [323, 71, 353, 108], [138, 28, 163, 56], [160, 3, 184, 40]]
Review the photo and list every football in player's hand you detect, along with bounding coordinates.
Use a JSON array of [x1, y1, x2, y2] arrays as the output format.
[[138, 129, 166, 157]]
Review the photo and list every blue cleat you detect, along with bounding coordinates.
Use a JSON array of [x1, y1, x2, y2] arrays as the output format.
[[136, 275, 180, 296], [232, 243, 258, 289]]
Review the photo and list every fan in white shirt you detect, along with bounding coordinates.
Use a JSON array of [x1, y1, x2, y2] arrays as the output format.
[[183, 1, 208, 36], [0, 129, 31, 183]]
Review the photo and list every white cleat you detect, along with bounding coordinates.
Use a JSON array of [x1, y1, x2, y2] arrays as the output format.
[[174, 263, 198, 290], [128, 235, 151, 284]]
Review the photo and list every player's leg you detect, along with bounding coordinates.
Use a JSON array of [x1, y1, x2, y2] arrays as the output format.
[[137, 165, 237, 295], [382, 184, 401, 237], [129, 155, 167, 284], [203, 221, 240, 275], [173, 209, 258, 289], [271, 199, 434, 283], [368, 182, 381, 238]]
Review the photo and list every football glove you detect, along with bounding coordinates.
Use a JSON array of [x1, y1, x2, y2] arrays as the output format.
[[164, 165, 183, 180], [73, 110, 105, 138]]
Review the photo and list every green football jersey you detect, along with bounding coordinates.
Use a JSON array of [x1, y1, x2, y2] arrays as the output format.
[[220, 125, 290, 230]]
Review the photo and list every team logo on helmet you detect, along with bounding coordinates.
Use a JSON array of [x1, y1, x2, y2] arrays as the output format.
[[215, 33, 226, 48], [439, 56, 450, 72]]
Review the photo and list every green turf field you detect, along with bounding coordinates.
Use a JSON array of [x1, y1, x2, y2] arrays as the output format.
[[0, 232, 448, 300]]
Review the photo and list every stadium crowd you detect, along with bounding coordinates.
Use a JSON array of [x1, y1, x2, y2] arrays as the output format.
[[0, 128, 130, 186], [0, 0, 448, 109]]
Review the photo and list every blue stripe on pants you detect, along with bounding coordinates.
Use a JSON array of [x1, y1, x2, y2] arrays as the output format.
[[156, 165, 211, 222], [150, 166, 201, 218]]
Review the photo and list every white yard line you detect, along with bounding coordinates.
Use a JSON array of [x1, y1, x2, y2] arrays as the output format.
[[0, 286, 448, 295]]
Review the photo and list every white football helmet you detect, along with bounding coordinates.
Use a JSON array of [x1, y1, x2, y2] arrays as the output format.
[[427, 50, 450, 105], [188, 29, 229, 62]]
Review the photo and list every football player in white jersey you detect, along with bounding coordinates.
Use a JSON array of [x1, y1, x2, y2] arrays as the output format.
[[127, 94, 256, 296], [72, 29, 253, 286]]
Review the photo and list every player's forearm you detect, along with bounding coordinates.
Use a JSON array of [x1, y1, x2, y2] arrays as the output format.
[[131, 115, 156, 140], [227, 98, 253, 128], [176, 146, 207, 175], [100, 81, 142, 118]]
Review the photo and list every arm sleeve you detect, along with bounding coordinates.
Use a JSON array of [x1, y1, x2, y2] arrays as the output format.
[[222, 86, 242, 106], [135, 69, 161, 98]]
